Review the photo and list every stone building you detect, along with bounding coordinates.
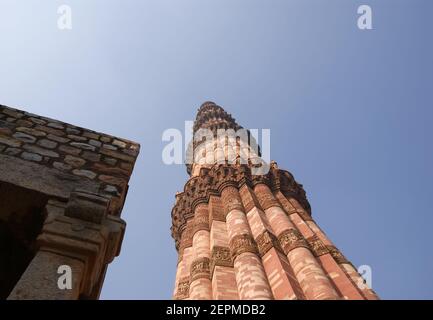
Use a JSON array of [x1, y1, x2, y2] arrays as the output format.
[[0, 104, 139, 299], [171, 102, 379, 300]]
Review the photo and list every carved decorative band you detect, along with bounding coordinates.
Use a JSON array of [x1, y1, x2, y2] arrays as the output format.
[[254, 185, 281, 210], [221, 186, 244, 213], [327, 245, 350, 265], [175, 278, 190, 300], [172, 165, 312, 248], [307, 235, 329, 257], [210, 246, 233, 277], [190, 257, 211, 282], [251, 175, 270, 187], [193, 215, 210, 234], [229, 233, 258, 260], [256, 230, 282, 257], [278, 228, 309, 255]]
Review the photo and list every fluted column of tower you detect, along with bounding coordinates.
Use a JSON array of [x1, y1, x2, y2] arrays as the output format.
[[171, 102, 379, 300]]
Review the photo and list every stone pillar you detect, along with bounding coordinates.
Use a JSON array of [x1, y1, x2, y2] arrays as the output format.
[[240, 185, 304, 300], [8, 191, 125, 300], [209, 196, 239, 300], [275, 191, 366, 299], [254, 184, 340, 300], [290, 197, 379, 300], [173, 220, 194, 300], [7, 251, 85, 300], [189, 204, 212, 299], [221, 185, 273, 300]]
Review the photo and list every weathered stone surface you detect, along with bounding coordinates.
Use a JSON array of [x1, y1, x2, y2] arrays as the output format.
[[21, 152, 42, 162], [37, 139, 58, 149], [35, 125, 65, 136], [104, 185, 119, 195], [100, 136, 111, 143], [112, 139, 127, 148], [122, 148, 139, 156], [47, 122, 65, 129], [66, 127, 81, 135], [92, 163, 129, 177], [0, 136, 22, 147], [65, 191, 109, 223], [28, 117, 46, 125], [0, 127, 12, 135], [4, 147, 21, 156], [103, 157, 117, 166], [68, 134, 87, 142], [7, 251, 84, 300], [72, 169, 97, 179], [2, 108, 24, 118], [83, 131, 99, 140], [70, 142, 96, 151], [0, 119, 14, 130], [16, 127, 46, 137], [59, 145, 81, 155], [102, 144, 117, 150], [98, 174, 125, 187], [47, 134, 70, 143], [100, 148, 135, 162], [89, 139, 102, 147], [53, 161, 72, 171], [82, 151, 101, 162], [0, 153, 100, 199], [16, 119, 33, 127], [64, 155, 86, 167], [23, 144, 59, 157]]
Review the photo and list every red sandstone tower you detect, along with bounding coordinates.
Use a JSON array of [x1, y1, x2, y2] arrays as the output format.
[[171, 102, 379, 300]]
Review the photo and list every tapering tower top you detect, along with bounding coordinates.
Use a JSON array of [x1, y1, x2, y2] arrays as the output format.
[[186, 101, 260, 175], [193, 101, 242, 134]]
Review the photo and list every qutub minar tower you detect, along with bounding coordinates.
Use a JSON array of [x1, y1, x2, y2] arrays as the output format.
[[171, 102, 379, 300]]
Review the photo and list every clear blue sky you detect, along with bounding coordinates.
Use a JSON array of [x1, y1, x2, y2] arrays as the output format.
[[0, 1, 432, 299]]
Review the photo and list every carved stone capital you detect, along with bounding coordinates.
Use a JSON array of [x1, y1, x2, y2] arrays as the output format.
[[327, 245, 350, 265], [65, 190, 110, 224], [210, 246, 233, 277], [250, 174, 270, 188], [175, 277, 190, 300], [254, 184, 280, 210], [307, 235, 329, 257], [256, 230, 282, 257], [37, 214, 108, 296], [35, 198, 125, 297], [229, 233, 258, 260], [278, 228, 309, 255], [190, 257, 211, 282]]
